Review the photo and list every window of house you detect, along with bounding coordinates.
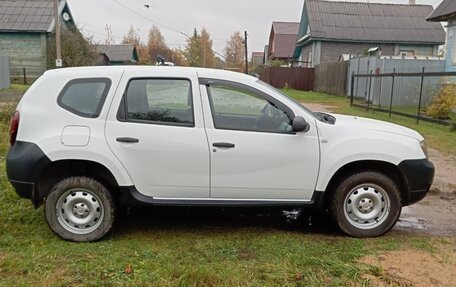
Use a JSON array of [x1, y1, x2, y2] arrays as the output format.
[[58, 78, 111, 118], [122, 78, 194, 126], [399, 50, 415, 57]]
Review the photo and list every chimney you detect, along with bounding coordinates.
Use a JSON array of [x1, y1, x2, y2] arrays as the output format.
[[409, 0, 416, 4]]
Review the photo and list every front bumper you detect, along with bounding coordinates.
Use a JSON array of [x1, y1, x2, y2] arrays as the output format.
[[398, 158, 435, 205]]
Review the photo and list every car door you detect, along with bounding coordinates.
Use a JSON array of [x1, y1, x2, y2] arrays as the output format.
[[105, 71, 210, 198], [200, 79, 320, 200]]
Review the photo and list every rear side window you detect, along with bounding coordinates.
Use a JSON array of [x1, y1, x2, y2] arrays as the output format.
[[119, 78, 194, 126], [58, 78, 111, 118]]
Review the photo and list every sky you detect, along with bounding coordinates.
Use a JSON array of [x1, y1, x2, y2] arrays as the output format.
[[67, 0, 444, 58]]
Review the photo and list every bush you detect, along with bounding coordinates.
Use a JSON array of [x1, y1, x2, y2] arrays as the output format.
[[426, 85, 456, 119], [47, 29, 96, 68]]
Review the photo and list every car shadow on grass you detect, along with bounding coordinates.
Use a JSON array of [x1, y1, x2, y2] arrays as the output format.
[[111, 206, 340, 237]]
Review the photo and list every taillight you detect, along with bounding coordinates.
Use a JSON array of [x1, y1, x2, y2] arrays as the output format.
[[9, 111, 20, 145]]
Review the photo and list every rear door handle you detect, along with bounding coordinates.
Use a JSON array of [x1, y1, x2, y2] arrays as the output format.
[[212, 142, 235, 148], [116, 137, 139, 143]]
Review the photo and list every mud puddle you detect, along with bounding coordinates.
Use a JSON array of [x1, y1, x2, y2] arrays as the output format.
[[394, 193, 456, 236]]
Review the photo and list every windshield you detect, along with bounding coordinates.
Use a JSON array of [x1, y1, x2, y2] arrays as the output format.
[[255, 80, 317, 118]]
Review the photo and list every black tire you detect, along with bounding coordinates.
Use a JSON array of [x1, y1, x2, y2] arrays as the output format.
[[44, 177, 115, 242], [330, 171, 401, 237]]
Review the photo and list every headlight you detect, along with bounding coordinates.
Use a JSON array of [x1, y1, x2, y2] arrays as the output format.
[[420, 140, 429, 159]]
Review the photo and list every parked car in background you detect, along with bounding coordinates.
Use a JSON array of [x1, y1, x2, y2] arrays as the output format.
[[6, 66, 434, 241]]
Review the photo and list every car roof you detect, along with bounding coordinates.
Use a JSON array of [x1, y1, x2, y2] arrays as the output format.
[[43, 66, 257, 84]]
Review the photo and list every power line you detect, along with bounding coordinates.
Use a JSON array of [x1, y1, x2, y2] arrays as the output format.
[[246, 34, 265, 51], [110, 0, 236, 65], [82, 28, 125, 42], [143, 2, 201, 29], [111, 0, 183, 35]]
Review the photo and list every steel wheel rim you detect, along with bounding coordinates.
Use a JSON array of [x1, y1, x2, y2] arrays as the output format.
[[343, 183, 390, 230], [56, 188, 104, 235]]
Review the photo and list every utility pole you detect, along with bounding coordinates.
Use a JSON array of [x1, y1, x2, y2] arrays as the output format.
[[203, 43, 206, 67], [243, 31, 249, 74], [54, 0, 62, 67]]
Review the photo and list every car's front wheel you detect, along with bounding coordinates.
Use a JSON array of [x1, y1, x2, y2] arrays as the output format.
[[330, 171, 401, 237], [44, 177, 115, 242]]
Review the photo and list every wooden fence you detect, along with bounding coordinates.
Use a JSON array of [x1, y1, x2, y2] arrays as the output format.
[[314, 61, 348, 97], [259, 67, 314, 91]]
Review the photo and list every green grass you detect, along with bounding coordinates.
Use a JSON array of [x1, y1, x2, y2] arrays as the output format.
[[283, 89, 456, 156], [0, 84, 30, 93], [284, 89, 347, 104], [0, 84, 30, 103]]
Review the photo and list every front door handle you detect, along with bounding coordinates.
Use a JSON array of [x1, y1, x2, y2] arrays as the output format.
[[212, 142, 235, 148], [116, 137, 139, 143]]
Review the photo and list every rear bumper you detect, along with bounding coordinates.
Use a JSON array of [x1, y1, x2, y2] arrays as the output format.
[[6, 141, 51, 200], [398, 158, 435, 205], [9, 180, 34, 199]]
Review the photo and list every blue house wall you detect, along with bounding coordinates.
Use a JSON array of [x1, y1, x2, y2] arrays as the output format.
[[445, 20, 456, 72]]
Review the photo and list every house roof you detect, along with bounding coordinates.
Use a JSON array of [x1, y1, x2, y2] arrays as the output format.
[[94, 45, 138, 63], [272, 22, 300, 35], [252, 52, 264, 57], [269, 22, 299, 59], [0, 0, 68, 33], [427, 0, 456, 22], [301, 0, 445, 45]]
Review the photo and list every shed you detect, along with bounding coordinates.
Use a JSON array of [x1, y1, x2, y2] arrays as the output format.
[[0, 0, 75, 82], [251, 52, 264, 67], [93, 44, 138, 65]]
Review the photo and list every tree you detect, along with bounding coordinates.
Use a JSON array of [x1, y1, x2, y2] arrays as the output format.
[[122, 25, 150, 64], [147, 26, 172, 64], [184, 28, 216, 67], [199, 28, 215, 68], [224, 31, 244, 70], [103, 25, 114, 44], [171, 48, 188, 66], [184, 28, 201, 67], [47, 29, 95, 68], [214, 56, 225, 69]]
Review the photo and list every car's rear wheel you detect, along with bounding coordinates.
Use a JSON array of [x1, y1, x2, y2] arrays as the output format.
[[45, 177, 115, 242], [330, 171, 401, 237]]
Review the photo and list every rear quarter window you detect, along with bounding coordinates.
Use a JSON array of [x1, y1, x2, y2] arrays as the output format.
[[57, 78, 111, 118]]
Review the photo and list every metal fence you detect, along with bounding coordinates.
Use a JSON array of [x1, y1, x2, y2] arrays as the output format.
[[350, 70, 456, 126], [347, 56, 445, 107], [0, 55, 11, 89], [259, 67, 314, 91]]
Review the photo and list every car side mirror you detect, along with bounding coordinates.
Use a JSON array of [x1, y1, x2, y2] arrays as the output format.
[[292, 116, 309, 132]]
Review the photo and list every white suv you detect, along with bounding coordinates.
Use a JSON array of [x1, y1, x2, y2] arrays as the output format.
[[6, 66, 434, 241]]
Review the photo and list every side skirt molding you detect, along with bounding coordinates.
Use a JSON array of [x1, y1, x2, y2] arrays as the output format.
[[119, 186, 325, 209]]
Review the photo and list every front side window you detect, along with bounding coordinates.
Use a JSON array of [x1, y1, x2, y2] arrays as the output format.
[[123, 78, 194, 126], [207, 84, 292, 133], [58, 78, 111, 118]]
